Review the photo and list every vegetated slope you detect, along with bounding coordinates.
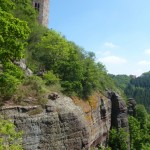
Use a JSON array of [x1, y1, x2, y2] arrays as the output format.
[[14, 1, 119, 98], [0, 0, 118, 105]]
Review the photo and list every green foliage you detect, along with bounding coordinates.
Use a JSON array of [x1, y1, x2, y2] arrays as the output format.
[[0, 0, 30, 102], [128, 116, 142, 150], [31, 30, 70, 71], [43, 71, 60, 86], [28, 28, 118, 98], [135, 104, 148, 128], [110, 74, 131, 91], [23, 76, 45, 93], [0, 8, 30, 63], [141, 144, 150, 150], [108, 128, 128, 150], [0, 115, 23, 150], [0, 0, 15, 12], [0, 62, 24, 102], [12, 0, 37, 27], [12, 75, 49, 105], [129, 104, 150, 150], [0, 72, 20, 99], [3, 62, 24, 80]]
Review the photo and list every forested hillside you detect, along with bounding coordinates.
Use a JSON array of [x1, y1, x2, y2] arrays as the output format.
[[110, 74, 132, 92], [125, 72, 150, 112], [111, 73, 150, 112]]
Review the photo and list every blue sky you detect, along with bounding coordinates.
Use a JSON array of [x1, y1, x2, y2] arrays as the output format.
[[48, 0, 150, 76]]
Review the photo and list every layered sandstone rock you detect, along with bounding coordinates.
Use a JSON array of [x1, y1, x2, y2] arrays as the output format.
[[0, 92, 129, 150]]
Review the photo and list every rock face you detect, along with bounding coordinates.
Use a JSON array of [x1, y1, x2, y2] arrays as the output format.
[[0, 92, 130, 150], [1, 97, 88, 150], [107, 91, 128, 130], [14, 59, 33, 76], [107, 91, 130, 150], [128, 98, 136, 116], [72, 94, 111, 148]]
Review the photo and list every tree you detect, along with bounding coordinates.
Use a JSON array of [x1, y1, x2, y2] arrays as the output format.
[[128, 116, 142, 150], [108, 128, 128, 150], [0, 8, 30, 64], [136, 104, 148, 129]]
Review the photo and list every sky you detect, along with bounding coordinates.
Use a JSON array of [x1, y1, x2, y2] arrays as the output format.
[[48, 0, 150, 76]]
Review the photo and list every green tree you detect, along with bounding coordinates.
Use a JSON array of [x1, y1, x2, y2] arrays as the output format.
[[12, 0, 37, 27], [128, 116, 142, 150], [32, 30, 70, 71], [0, 8, 30, 63], [136, 104, 148, 129], [141, 144, 150, 150], [109, 128, 128, 150], [110, 74, 131, 91]]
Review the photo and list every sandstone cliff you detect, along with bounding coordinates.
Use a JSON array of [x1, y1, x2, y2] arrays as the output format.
[[0, 92, 129, 150]]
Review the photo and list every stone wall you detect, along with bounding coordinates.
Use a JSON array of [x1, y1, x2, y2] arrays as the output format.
[[32, 0, 49, 26]]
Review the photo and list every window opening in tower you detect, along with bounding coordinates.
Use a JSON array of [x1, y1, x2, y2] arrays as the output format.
[[35, 2, 40, 11]]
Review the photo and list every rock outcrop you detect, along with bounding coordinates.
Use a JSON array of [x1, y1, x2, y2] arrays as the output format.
[[128, 98, 136, 116], [0, 92, 129, 150], [14, 59, 33, 76], [107, 91, 130, 150], [107, 91, 128, 130]]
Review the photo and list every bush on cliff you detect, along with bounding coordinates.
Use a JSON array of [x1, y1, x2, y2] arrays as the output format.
[[0, 115, 23, 150]]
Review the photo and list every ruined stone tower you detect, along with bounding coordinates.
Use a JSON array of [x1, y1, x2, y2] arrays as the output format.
[[32, 0, 49, 27]]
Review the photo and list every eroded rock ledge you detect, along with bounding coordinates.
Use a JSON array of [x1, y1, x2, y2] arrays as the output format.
[[0, 92, 129, 150]]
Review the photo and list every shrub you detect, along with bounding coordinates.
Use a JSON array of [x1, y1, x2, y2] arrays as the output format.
[[0, 73, 21, 100], [0, 62, 24, 102], [43, 71, 60, 86], [0, 115, 23, 149]]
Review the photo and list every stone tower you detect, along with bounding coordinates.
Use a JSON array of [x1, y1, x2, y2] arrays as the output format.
[[32, 0, 49, 27]]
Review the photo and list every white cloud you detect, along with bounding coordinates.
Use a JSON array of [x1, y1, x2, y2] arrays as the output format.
[[145, 49, 150, 55], [99, 55, 127, 64], [103, 50, 111, 56], [104, 42, 118, 49], [138, 60, 150, 65], [96, 50, 111, 56]]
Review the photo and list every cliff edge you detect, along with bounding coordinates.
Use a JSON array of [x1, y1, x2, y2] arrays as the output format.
[[0, 92, 128, 150]]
